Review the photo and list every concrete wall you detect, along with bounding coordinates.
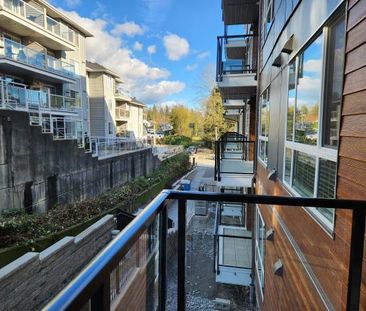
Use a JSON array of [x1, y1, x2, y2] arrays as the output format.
[[0, 215, 115, 311], [0, 110, 160, 213]]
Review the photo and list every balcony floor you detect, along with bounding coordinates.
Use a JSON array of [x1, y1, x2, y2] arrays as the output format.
[[221, 227, 251, 268]]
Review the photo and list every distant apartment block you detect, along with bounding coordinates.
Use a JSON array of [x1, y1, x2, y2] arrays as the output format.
[[0, 0, 92, 141], [86, 61, 147, 140]]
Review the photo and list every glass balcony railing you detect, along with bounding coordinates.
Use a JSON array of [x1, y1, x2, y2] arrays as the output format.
[[3, 0, 76, 45], [89, 137, 148, 158], [43, 190, 365, 311], [216, 35, 257, 82], [214, 132, 255, 181], [0, 80, 80, 112], [2, 38, 75, 78]]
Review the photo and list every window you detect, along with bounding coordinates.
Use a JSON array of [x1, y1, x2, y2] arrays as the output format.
[[323, 16, 345, 148], [263, 0, 273, 39], [259, 88, 270, 164], [255, 206, 265, 298], [284, 14, 345, 232], [108, 122, 113, 135]]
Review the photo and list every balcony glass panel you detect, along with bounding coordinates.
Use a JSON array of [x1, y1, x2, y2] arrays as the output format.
[[4, 0, 45, 27], [2, 38, 75, 78]]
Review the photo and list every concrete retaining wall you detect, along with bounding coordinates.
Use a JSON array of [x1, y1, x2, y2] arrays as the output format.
[[0, 111, 161, 213], [0, 215, 116, 311]]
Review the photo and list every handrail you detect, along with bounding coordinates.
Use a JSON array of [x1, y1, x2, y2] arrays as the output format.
[[45, 189, 366, 311], [216, 34, 257, 81], [1, 37, 75, 78], [3, 0, 76, 44]]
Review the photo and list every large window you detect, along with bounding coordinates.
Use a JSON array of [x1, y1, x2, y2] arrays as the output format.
[[255, 206, 265, 298], [262, 0, 273, 39], [284, 14, 345, 232], [259, 88, 270, 164]]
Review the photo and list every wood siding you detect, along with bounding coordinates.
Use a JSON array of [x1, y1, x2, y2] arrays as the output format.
[[337, 0, 366, 308], [256, 163, 352, 310]]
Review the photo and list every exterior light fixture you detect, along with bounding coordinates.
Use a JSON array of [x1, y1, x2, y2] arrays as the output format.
[[266, 228, 274, 241], [273, 259, 283, 276], [267, 169, 277, 181]]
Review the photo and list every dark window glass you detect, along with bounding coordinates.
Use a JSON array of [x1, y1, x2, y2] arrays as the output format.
[[292, 151, 316, 197], [323, 16, 346, 148]]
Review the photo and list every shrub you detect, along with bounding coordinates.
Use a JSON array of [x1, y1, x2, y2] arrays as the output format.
[[161, 135, 192, 148]]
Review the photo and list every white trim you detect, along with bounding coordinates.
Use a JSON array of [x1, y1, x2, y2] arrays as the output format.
[[255, 205, 265, 300]]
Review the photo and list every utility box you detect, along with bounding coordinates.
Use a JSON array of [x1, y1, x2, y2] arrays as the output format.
[[180, 179, 191, 191], [195, 200, 208, 216]]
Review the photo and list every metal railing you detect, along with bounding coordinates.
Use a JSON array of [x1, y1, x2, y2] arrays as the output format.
[[89, 137, 149, 158], [3, 0, 76, 44], [0, 80, 80, 113], [216, 35, 257, 82], [44, 190, 365, 310], [52, 117, 83, 142], [1, 38, 76, 78], [215, 133, 256, 181]]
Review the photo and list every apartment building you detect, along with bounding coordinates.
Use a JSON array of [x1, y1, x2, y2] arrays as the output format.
[[87, 61, 146, 140], [217, 0, 366, 310], [0, 0, 92, 141]]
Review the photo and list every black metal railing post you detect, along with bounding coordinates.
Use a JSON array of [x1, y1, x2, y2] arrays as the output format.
[[177, 199, 187, 311], [158, 204, 168, 311], [90, 280, 110, 311], [214, 141, 217, 181], [346, 206, 365, 310]]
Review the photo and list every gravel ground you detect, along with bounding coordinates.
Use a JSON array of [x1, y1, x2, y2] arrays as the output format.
[[166, 152, 253, 311]]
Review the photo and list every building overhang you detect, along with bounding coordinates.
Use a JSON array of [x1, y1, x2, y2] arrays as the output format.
[[218, 73, 257, 101], [0, 58, 76, 84], [221, 0, 259, 25], [0, 10, 76, 51]]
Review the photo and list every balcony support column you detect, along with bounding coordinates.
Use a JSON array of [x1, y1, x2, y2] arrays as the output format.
[[158, 203, 168, 311]]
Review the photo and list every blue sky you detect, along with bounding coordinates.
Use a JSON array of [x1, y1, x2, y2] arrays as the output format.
[[51, 0, 223, 108]]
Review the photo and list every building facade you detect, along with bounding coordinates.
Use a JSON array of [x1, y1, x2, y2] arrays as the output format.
[[87, 61, 146, 140], [217, 0, 366, 310], [0, 0, 92, 141]]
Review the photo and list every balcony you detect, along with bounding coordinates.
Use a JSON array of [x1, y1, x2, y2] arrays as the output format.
[[221, 0, 259, 25], [216, 35, 257, 101], [115, 107, 130, 120], [215, 132, 255, 186], [89, 137, 149, 158], [44, 190, 365, 310], [0, 38, 76, 83], [0, 0, 77, 51], [215, 199, 252, 286], [0, 80, 80, 113]]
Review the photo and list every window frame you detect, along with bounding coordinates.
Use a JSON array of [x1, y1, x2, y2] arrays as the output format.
[[255, 206, 265, 300], [262, 0, 274, 40], [258, 87, 270, 166], [282, 14, 345, 234]]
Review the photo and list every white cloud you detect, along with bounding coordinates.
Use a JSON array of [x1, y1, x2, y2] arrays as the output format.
[[111, 21, 144, 37], [147, 45, 157, 55], [159, 100, 180, 108], [163, 34, 189, 61], [185, 64, 198, 71], [63, 0, 80, 8], [304, 59, 322, 73], [197, 51, 209, 59], [134, 41, 143, 51], [140, 81, 186, 103], [59, 10, 185, 104]]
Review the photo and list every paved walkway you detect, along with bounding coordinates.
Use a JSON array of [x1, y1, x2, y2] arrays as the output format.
[[166, 152, 252, 311]]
